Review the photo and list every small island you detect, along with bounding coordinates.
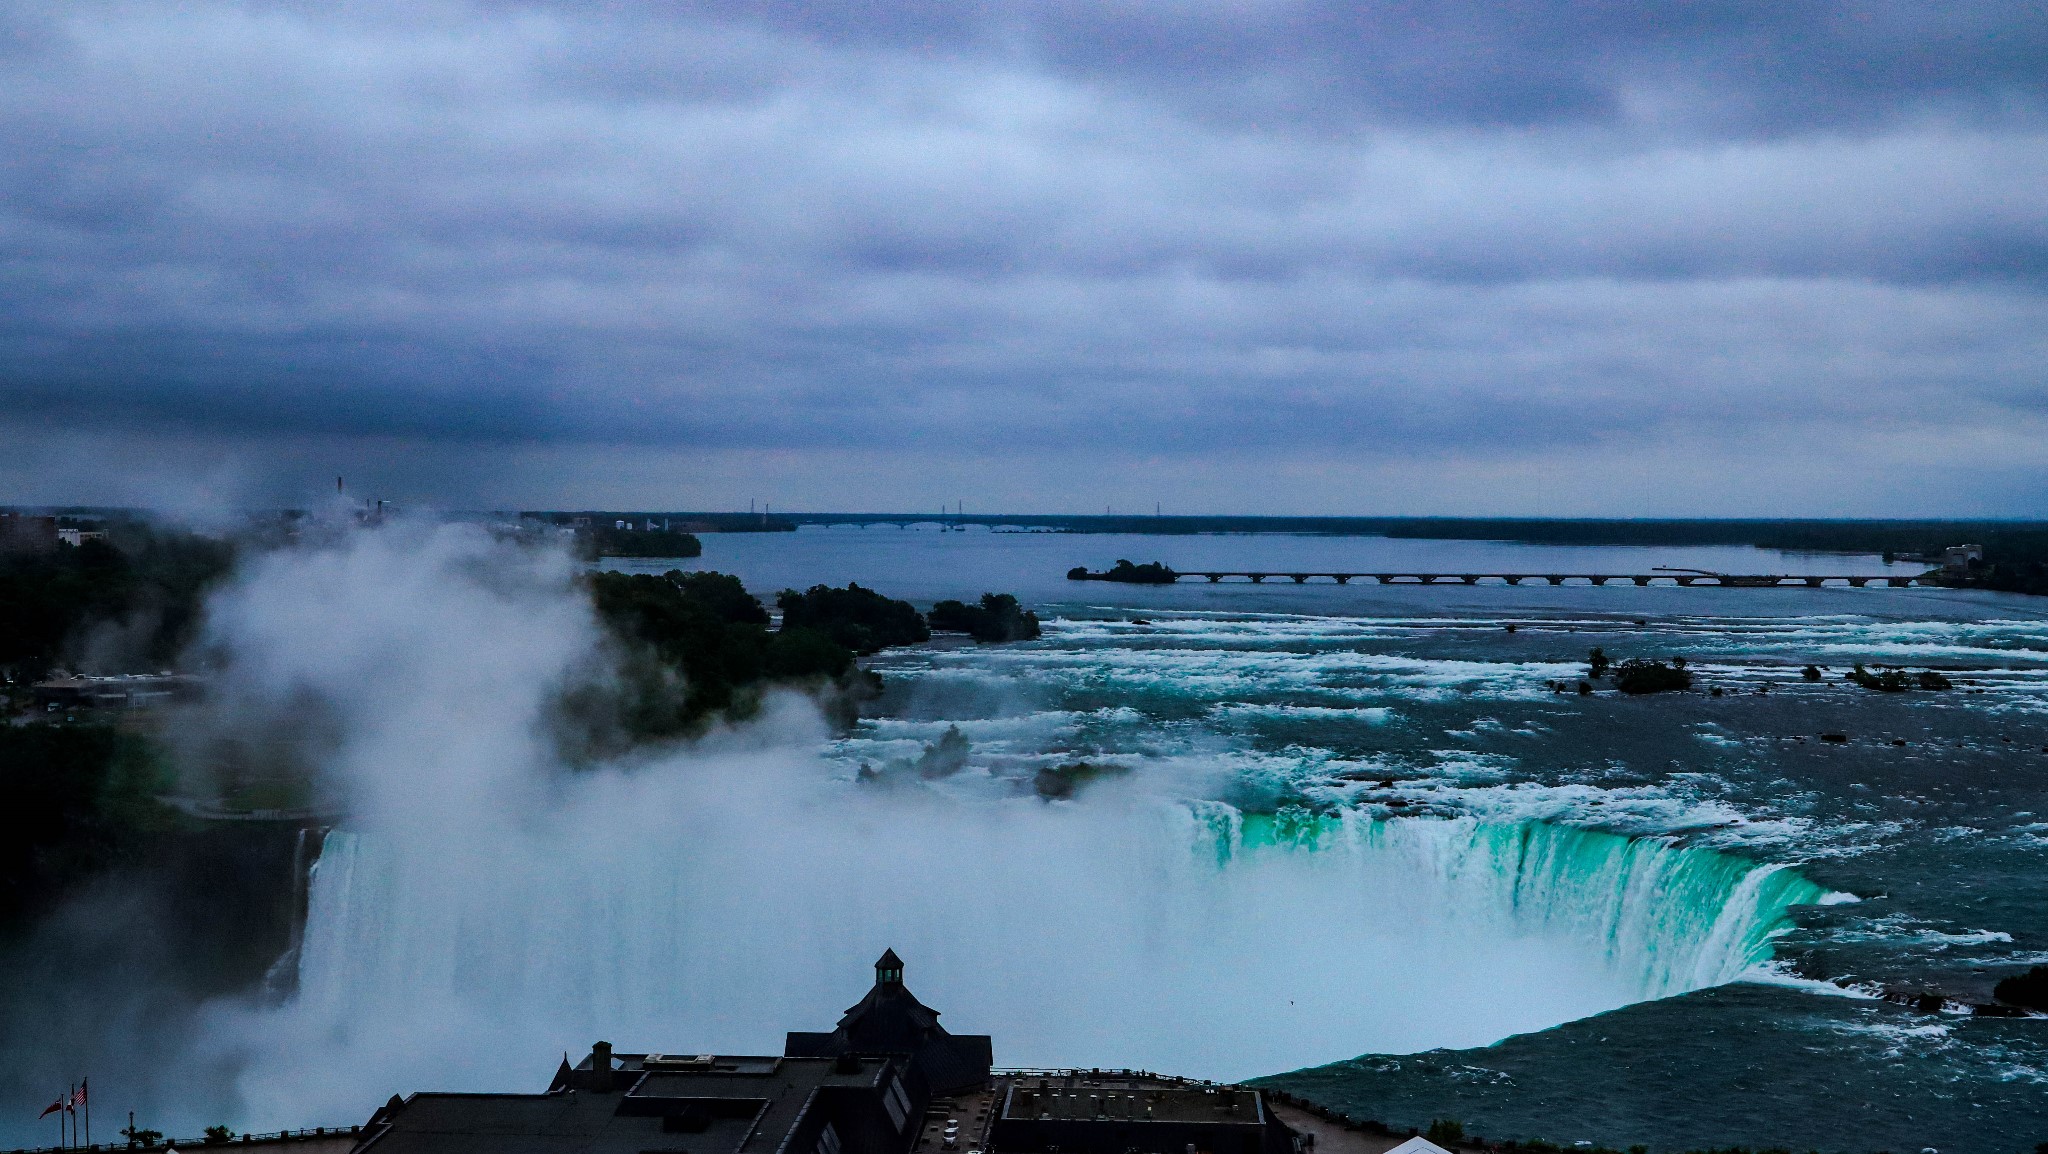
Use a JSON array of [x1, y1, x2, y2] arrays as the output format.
[[929, 593, 1042, 642], [1067, 559, 1178, 584], [577, 525, 702, 560]]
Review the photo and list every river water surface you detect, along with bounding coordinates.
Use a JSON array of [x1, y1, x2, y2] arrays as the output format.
[[359, 528, 2048, 1153]]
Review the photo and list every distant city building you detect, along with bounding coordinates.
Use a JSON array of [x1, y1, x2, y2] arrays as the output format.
[[56, 527, 107, 546], [1943, 544, 1985, 573], [346, 952, 1302, 1154], [32, 671, 204, 712]]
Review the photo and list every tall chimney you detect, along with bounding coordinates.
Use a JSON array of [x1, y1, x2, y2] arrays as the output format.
[[592, 1041, 613, 1073]]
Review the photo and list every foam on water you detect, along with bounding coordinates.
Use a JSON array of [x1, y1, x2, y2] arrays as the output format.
[[290, 781, 1835, 1116]]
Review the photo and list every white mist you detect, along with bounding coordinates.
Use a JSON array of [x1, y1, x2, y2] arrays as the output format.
[[160, 523, 1814, 1133]]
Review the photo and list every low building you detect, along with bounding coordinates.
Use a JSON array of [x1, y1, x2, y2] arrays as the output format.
[[32, 671, 204, 712], [1943, 544, 1985, 574], [991, 1074, 1296, 1154], [346, 953, 1298, 1154], [350, 954, 977, 1154], [56, 527, 107, 546]]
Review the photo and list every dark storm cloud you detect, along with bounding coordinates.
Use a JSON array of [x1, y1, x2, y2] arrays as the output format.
[[0, 1, 2045, 509]]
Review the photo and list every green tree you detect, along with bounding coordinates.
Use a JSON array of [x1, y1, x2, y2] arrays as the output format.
[[777, 583, 928, 654], [929, 593, 1042, 642], [0, 523, 234, 678]]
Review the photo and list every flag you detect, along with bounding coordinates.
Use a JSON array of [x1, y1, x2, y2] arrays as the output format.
[[71, 1082, 87, 1112], [38, 1098, 64, 1119]]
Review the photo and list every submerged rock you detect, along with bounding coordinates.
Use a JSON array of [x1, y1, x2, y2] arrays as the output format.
[[1613, 658, 1693, 694], [1994, 965, 2048, 1011], [916, 725, 971, 778]]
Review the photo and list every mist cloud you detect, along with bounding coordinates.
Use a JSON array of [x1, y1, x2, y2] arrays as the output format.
[[0, 519, 1849, 1143], [0, 2, 2044, 512]]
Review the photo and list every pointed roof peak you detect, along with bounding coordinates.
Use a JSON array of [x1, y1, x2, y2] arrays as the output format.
[[876, 948, 904, 971]]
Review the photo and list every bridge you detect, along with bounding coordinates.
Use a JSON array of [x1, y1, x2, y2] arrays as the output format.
[[1074, 570, 1933, 588]]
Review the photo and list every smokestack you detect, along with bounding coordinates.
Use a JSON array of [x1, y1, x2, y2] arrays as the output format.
[[592, 1040, 613, 1073]]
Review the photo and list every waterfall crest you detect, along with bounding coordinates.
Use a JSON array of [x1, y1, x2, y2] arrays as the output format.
[[1194, 808, 1832, 1000], [292, 795, 1835, 1093]]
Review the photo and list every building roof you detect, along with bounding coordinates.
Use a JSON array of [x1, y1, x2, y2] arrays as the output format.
[[1001, 1079, 1264, 1126], [354, 954, 998, 1154], [359, 1053, 903, 1154], [782, 955, 992, 1096]]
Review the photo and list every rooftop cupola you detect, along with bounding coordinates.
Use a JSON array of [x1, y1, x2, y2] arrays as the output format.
[[784, 948, 993, 1096]]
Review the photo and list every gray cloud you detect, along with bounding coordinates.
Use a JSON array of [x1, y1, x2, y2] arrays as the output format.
[[0, 1, 2044, 512]]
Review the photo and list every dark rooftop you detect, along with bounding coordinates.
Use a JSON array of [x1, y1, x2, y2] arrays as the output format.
[[358, 1054, 903, 1154], [1001, 1078, 1264, 1126]]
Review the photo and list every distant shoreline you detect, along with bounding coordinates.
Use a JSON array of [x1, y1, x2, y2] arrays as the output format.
[[530, 512, 2047, 554]]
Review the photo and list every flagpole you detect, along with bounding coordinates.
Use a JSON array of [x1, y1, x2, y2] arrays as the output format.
[[83, 1078, 91, 1148], [64, 1083, 72, 1150]]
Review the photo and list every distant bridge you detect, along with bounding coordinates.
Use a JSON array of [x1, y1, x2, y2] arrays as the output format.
[[1074, 571, 1934, 588]]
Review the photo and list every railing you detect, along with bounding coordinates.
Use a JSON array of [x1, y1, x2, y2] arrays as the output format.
[[9, 1125, 361, 1154], [991, 1067, 1228, 1085]]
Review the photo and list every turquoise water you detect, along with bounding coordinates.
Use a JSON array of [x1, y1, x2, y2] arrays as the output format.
[[7, 526, 2044, 1153], [606, 528, 2048, 1152]]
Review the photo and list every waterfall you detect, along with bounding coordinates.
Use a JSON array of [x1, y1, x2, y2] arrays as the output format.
[[290, 797, 1835, 1094], [1197, 808, 1831, 1001]]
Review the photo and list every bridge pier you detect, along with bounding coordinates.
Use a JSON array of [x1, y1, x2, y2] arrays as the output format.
[[1848, 577, 1869, 588], [1546, 576, 1565, 585], [1888, 576, 1913, 587], [1249, 574, 1265, 583], [1207, 574, 1222, 582], [1291, 574, 1308, 583], [1460, 575, 1479, 584], [1632, 576, 1650, 586], [1335, 575, 1350, 584], [1805, 577, 1825, 588]]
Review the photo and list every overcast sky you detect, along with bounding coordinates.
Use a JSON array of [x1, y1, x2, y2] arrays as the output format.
[[2, 1, 2045, 515]]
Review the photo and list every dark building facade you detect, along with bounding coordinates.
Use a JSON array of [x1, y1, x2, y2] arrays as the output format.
[[349, 953, 1295, 1154]]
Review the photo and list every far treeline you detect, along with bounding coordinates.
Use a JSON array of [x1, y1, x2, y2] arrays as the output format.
[[524, 511, 797, 534], [763, 511, 2048, 550], [0, 518, 235, 682]]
